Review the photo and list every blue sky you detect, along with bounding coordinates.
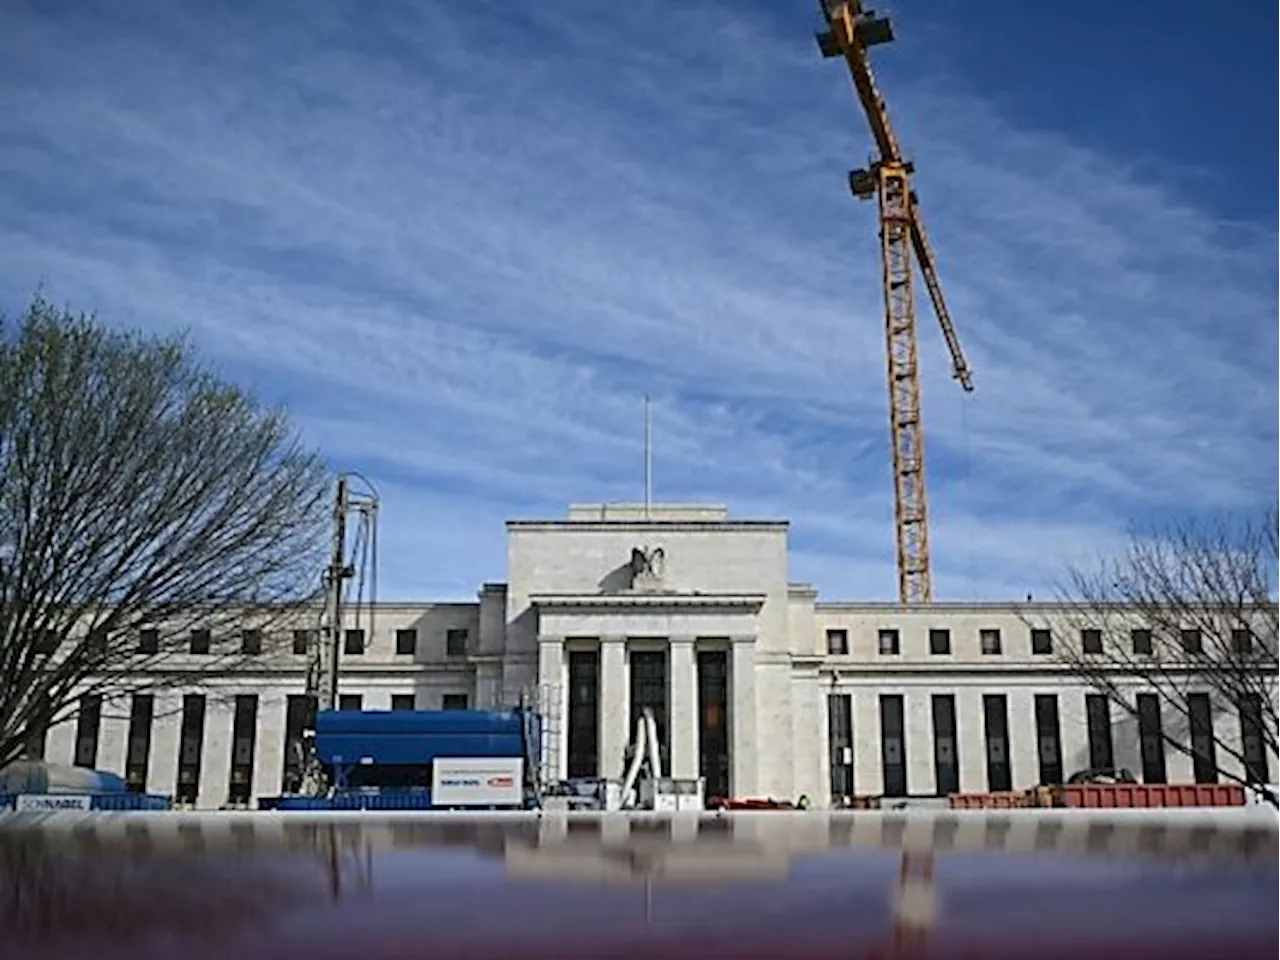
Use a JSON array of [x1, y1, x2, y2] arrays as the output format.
[[1, 0, 1275, 602]]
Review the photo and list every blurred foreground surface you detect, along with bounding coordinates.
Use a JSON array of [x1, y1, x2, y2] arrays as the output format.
[[0, 809, 1276, 960]]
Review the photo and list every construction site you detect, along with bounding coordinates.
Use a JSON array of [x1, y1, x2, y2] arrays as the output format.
[[0, 3, 1275, 957]]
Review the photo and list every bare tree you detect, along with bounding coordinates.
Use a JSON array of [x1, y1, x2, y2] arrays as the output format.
[[0, 296, 329, 769], [1042, 510, 1277, 804]]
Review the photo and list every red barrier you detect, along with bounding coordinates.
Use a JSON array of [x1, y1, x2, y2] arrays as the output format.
[[1061, 783, 1245, 809]]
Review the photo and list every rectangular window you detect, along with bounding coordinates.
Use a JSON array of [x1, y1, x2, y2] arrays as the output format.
[[828, 693, 854, 803], [1136, 693, 1167, 784], [1131, 628, 1153, 656], [1187, 693, 1217, 784], [567, 650, 600, 779], [176, 694, 206, 805], [442, 693, 469, 711], [391, 694, 416, 711], [1085, 694, 1114, 770], [698, 650, 731, 801], [630, 650, 669, 770], [1030, 629, 1052, 655], [22, 697, 49, 761], [291, 629, 312, 656], [980, 629, 1002, 656], [878, 629, 900, 656], [36, 630, 60, 655], [73, 694, 103, 768], [931, 694, 959, 796], [125, 694, 154, 793], [1034, 694, 1063, 786], [880, 695, 907, 797], [281, 694, 317, 794], [1230, 629, 1253, 657], [343, 629, 365, 655], [338, 694, 363, 711], [928, 629, 951, 655], [86, 629, 108, 658], [983, 694, 1011, 792], [1080, 629, 1103, 655], [1240, 694, 1270, 785], [445, 629, 469, 657], [826, 629, 849, 655], [1180, 628, 1202, 655], [241, 629, 263, 655], [189, 629, 211, 655], [228, 694, 258, 805], [139, 628, 159, 655], [395, 628, 418, 655]]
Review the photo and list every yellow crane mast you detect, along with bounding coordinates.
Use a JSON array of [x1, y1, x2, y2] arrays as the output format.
[[816, 1, 974, 605]]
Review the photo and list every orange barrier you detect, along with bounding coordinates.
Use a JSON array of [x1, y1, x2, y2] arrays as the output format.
[[1060, 783, 1245, 809], [947, 791, 1030, 810]]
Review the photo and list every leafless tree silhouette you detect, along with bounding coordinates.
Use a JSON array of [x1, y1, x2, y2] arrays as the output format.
[[0, 295, 329, 768], [1038, 511, 1277, 804]]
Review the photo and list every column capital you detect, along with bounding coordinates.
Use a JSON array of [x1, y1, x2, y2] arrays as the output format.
[[729, 633, 756, 645], [537, 633, 565, 646], [669, 634, 695, 646], [600, 634, 626, 646]]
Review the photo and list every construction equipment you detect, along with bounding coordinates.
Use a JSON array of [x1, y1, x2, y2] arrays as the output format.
[[816, 1, 974, 605]]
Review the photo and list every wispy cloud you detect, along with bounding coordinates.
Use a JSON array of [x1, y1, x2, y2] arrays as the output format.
[[0, 0, 1273, 601]]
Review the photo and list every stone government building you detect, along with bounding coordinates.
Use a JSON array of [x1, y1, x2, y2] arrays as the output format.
[[27, 504, 1277, 809]]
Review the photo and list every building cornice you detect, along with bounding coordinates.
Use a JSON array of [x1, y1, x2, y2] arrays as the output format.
[[530, 592, 766, 613], [507, 521, 787, 533]]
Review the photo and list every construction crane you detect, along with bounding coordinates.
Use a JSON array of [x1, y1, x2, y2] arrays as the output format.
[[816, 0, 974, 605]]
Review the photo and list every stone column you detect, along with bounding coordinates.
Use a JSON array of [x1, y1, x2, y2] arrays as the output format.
[[537, 635, 565, 781], [730, 634, 757, 797], [199, 695, 235, 809], [668, 635, 698, 779], [599, 635, 629, 780]]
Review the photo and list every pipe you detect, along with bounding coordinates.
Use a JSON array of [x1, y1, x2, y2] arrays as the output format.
[[619, 714, 648, 808], [643, 709, 663, 781]]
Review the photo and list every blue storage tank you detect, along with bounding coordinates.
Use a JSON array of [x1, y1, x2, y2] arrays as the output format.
[[315, 709, 529, 768]]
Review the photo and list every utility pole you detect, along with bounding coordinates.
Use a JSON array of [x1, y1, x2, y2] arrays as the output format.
[[643, 395, 653, 520]]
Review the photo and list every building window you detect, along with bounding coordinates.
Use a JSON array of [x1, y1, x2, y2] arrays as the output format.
[[1239, 694, 1270, 785], [36, 630, 60, 655], [445, 629, 469, 657], [630, 650, 669, 770], [338, 694, 363, 711], [828, 693, 853, 803], [22, 696, 50, 761], [74, 694, 103, 769], [1131, 628, 1153, 656], [1085, 694, 1114, 771], [826, 629, 849, 655], [1180, 628, 1202, 655], [189, 629, 211, 655], [292, 629, 312, 655], [983, 694, 1011, 792], [391, 694, 415, 711], [125, 694, 154, 793], [931, 694, 959, 796], [568, 650, 600, 779], [1034, 694, 1063, 786], [928, 629, 951, 655], [176, 694, 206, 805], [241, 629, 263, 656], [1136, 694, 1167, 784], [1030, 628, 1052, 655], [343, 629, 365, 655], [1230, 629, 1253, 657], [698, 651, 731, 801], [139, 628, 159, 655], [442, 693, 469, 711], [395, 628, 418, 655], [228, 694, 258, 805], [1080, 629, 1102, 655], [86, 629, 108, 658], [880, 695, 907, 797], [878, 629, 900, 656], [1187, 693, 1217, 784], [282, 694, 316, 793], [980, 629, 1002, 656]]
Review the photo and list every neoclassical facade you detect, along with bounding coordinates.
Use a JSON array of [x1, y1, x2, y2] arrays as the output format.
[[27, 503, 1276, 809]]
